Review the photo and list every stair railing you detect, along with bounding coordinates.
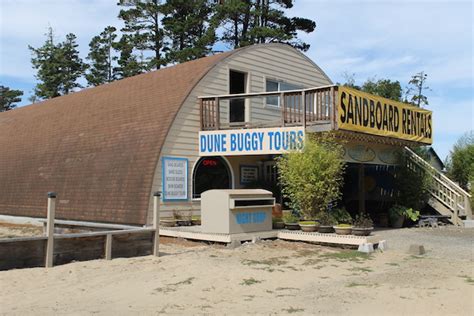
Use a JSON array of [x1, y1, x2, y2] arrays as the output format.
[[404, 147, 472, 225]]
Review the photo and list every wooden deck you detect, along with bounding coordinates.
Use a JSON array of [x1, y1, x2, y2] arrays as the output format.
[[160, 226, 381, 246]]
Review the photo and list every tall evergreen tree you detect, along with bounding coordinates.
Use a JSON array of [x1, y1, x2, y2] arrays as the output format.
[[118, 0, 165, 70], [217, 0, 316, 51], [86, 26, 118, 86], [113, 34, 146, 78], [59, 33, 86, 94], [29, 28, 85, 99], [0, 86, 23, 112], [29, 27, 63, 99], [162, 0, 217, 64]]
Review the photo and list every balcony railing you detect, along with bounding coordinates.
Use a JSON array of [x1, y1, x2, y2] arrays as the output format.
[[198, 85, 338, 131]]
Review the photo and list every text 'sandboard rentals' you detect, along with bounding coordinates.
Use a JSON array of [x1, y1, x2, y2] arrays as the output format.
[[337, 86, 433, 144], [199, 127, 305, 156]]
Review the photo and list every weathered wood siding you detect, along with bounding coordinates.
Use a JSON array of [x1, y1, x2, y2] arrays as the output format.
[[148, 44, 332, 222]]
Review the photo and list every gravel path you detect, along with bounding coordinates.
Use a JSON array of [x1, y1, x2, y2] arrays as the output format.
[[376, 227, 474, 261]]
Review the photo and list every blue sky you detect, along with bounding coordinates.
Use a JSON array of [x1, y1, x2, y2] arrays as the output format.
[[0, 0, 472, 160]]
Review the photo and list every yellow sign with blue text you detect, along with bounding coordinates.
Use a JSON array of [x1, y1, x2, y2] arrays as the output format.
[[337, 86, 433, 144]]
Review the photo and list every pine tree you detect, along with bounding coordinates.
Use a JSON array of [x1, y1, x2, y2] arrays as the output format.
[[86, 26, 118, 86], [118, 0, 165, 70], [0, 86, 23, 112], [29, 28, 85, 99], [217, 0, 316, 51], [162, 0, 217, 64], [29, 27, 63, 99], [113, 34, 146, 78], [59, 33, 86, 94]]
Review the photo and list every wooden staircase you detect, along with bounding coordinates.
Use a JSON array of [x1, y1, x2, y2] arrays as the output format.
[[405, 147, 472, 226]]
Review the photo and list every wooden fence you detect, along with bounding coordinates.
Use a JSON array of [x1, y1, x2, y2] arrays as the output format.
[[0, 192, 161, 271]]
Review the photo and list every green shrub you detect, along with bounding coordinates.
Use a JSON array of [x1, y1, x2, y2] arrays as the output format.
[[299, 221, 317, 225], [318, 212, 337, 226], [331, 207, 352, 224], [282, 213, 299, 224], [395, 150, 433, 210], [335, 223, 352, 228], [276, 133, 346, 220], [353, 213, 373, 228], [389, 204, 420, 222]]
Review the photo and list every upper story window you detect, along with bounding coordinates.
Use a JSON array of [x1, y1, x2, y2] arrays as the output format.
[[266, 79, 302, 107]]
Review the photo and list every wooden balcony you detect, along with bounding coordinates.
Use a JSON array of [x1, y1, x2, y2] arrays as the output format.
[[198, 85, 337, 132], [198, 85, 433, 148]]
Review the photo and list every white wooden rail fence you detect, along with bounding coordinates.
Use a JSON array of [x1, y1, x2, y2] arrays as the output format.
[[36, 191, 161, 269]]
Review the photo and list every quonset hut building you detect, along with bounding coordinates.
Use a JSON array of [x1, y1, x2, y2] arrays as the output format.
[[1, 44, 468, 226]]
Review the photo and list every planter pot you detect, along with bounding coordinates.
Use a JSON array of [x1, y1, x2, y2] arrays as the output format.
[[191, 219, 201, 226], [352, 227, 373, 236], [334, 226, 353, 235], [299, 223, 318, 232], [390, 215, 404, 228], [285, 222, 300, 230], [318, 225, 334, 233], [273, 221, 285, 229], [160, 219, 176, 227]]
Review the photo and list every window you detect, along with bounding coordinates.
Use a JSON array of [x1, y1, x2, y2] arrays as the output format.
[[192, 157, 232, 199], [265, 79, 302, 107]]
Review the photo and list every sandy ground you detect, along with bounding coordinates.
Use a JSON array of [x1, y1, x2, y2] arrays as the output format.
[[0, 222, 43, 239], [0, 227, 473, 315]]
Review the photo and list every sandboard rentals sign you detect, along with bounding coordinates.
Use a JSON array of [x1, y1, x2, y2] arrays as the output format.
[[337, 86, 433, 144]]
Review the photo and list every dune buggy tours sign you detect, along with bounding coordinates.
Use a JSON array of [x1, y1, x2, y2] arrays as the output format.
[[199, 127, 305, 156], [337, 86, 433, 144], [162, 157, 188, 201]]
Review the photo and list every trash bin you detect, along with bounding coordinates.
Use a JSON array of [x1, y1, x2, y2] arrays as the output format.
[[201, 189, 275, 234]]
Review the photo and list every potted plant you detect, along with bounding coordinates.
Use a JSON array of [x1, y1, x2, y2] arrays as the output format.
[[318, 212, 337, 233], [298, 220, 319, 232], [191, 215, 201, 225], [334, 223, 352, 235], [389, 205, 420, 228], [352, 213, 374, 236], [276, 134, 346, 231], [272, 217, 285, 229], [282, 213, 300, 230]]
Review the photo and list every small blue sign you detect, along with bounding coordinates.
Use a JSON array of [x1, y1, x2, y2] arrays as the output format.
[[235, 212, 267, 225]]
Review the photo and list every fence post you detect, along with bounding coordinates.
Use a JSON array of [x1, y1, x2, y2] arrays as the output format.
[[45, 192, 56, 268], [153, 191, 161, 257], [105, 234, 113, 260]]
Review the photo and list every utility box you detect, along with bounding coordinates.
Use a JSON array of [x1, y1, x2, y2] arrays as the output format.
[[201, 189, 275, 234]]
